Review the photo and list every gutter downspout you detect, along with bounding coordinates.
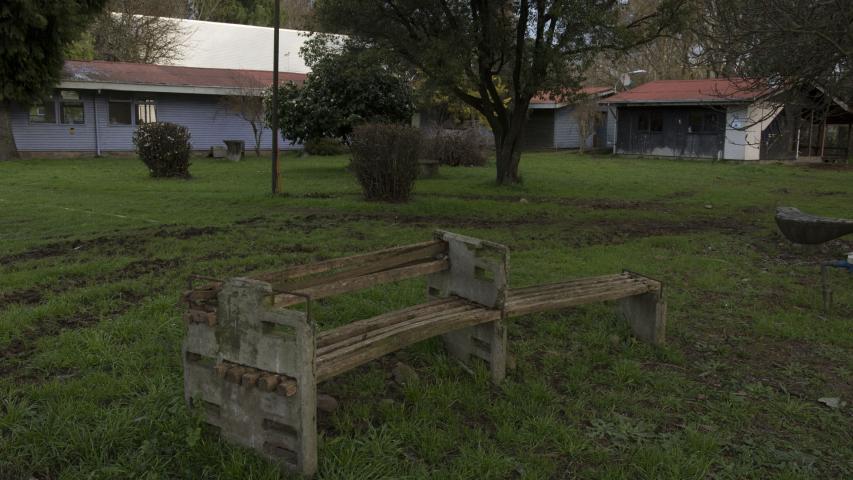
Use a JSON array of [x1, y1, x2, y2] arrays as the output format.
[[93, 90, 101, 157]]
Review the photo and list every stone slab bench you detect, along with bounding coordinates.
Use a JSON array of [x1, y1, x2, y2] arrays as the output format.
[[180, 230, 666, 476]]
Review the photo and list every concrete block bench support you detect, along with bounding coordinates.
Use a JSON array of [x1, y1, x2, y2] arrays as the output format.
[[619, 275, 666, 344], [183, 278, 318, 475], [428, 231, 509, 383]]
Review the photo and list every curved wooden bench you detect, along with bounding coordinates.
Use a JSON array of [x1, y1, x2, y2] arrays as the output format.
[[180, 231, 666, 476]]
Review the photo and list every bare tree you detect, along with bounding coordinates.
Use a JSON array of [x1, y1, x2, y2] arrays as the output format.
[[92, 0, 186, 64], [585, 0, 712, 87], [282, 0, 315, 30], [186, 0, 227, 21], [571, 97, 602, 154], [220, 76, 268, 156], [698, 0, 853, 112], [188, 0, 315, 30]]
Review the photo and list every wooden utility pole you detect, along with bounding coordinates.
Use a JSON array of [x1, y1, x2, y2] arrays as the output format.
[[271, 0, 282, 194]]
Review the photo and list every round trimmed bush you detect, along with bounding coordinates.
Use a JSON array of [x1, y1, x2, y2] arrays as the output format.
[[350, 123, 422, 202], [133, 122, 193, 178]]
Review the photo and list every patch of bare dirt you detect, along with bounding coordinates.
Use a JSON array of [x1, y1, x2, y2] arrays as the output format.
[[799, 162, 853, 171], [748, 231, 853, 264], [0, 233, 143, 266], [0, 290, 145, 380], [676, 329, 853, 404], [418, 193, 662, 210], [0, 225, 231, 267], [657, 190, 697, 200], [0, 288, 42, 309], [154, 225, 223, 239]]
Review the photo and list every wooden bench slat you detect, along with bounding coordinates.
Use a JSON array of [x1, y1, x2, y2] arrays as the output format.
[[506, 283, 653, 317], [316, 297, 468, 349], [316, 305, 501, 382], [317, 299, 480, 358], [507, 276, 650, 306], [318, 300, 485, 362], [254, 240, 447, 285], [509, 273, 636, 295], [272, 259, 450, 308]]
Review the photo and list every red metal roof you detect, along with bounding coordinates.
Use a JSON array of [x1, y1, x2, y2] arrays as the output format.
[[530, 86, 614, 104], [602, 79, 767, 105], [62, 60, 306, 90]]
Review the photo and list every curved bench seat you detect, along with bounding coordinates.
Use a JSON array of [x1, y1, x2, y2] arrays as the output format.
[[316, 296, 500, 382]]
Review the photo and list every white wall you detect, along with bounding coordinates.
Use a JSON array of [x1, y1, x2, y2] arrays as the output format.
[[169, 18, 311, 74], [724, 103, 781, 160]]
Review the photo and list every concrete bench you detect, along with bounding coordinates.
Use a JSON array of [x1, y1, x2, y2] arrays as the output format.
[[418, 158, 440, 178], [180, 230, 666, 476], [223, 139, 245, 162]]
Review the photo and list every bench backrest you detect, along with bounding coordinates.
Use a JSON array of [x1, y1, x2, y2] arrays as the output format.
[[250, 230, 508, 310]]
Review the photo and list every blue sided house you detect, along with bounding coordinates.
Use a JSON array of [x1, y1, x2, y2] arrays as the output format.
[[9, 60, 306, 157]]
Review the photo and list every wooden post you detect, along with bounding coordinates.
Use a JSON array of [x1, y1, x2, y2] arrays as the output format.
[[847, 123, 853, 162], [819, 113, 827, 160], [271, 0, 282, 194], [807, 111, 814, 156]]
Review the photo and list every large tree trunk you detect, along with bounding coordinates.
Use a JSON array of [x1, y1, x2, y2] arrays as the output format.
[[492, 110, 528, 185], [0, 101, 20, 161]]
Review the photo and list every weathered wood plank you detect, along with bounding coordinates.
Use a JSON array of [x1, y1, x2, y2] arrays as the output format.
[[270, 241, 449, 292], [509, 273, 638, 295], [254, 240, 447, 284], [316, 307, 501, 382], [506, 277, 652, 306], [272, 259, 450, 308], [506, 284, 652, 317], [316, 297, 465, 349], [317, 301, 486, 361]]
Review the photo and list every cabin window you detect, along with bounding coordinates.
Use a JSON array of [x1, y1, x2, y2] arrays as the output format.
[[109, 99, 132, 125], [135, 100, 157, 124], [58, 91, 84, 124], [637, 111, 663, 133], [60, 102, 85, 125], [688, 111, 721, 134], [29, 99, 56, 123]]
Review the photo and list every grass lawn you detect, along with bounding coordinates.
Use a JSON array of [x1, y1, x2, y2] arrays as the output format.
[[1, 152, 851, 479]]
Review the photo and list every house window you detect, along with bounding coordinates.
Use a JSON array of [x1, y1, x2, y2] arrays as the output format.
[[650, 112, 663, 133], [688, 111, 721, 134], [135, 100, 157, 124], [29, 99, 56, 123], [637, 111, 663, 133], [109, 99, 132, 125], [60, 102, 85, 125], [59, 91, 84, 125]]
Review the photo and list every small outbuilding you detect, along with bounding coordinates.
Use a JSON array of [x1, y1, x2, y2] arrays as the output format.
[[601, 79, 853, 162], [523, 87, 616, 151]]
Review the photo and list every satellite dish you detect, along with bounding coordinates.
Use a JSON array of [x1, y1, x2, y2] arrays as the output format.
[[620, 73, 633, 88]]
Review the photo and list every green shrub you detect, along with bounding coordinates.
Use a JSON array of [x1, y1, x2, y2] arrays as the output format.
[[350, 123, 422, 202], [133, 122, 192, 178], [304, 137, 348, 156], [426, 128, 487, 167]]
